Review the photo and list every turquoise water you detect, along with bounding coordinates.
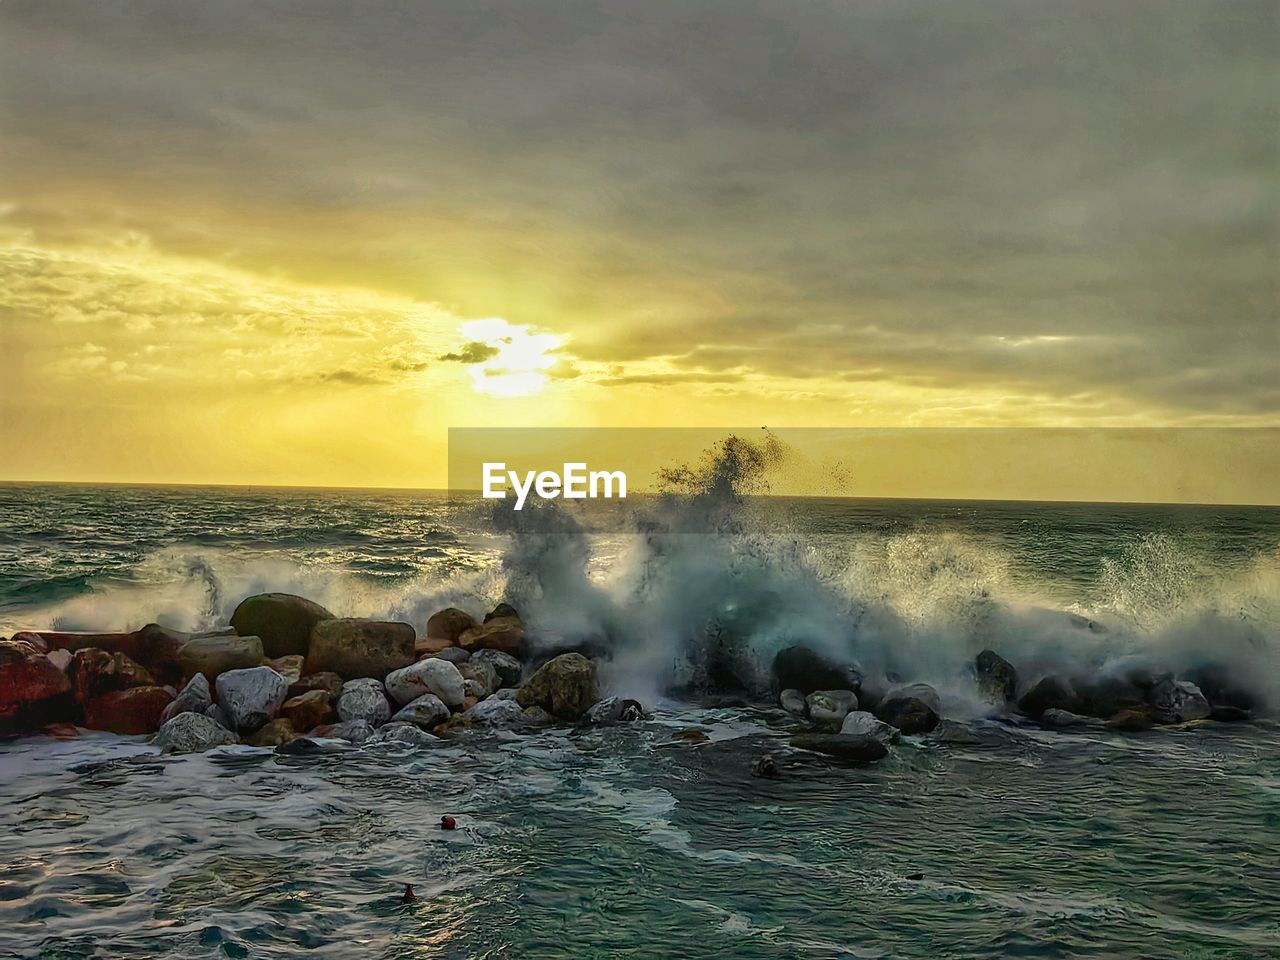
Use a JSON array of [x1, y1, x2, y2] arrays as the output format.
[[2, 484, 1279, 958]]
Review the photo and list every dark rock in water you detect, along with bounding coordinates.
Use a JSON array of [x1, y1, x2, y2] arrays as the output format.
[[470, 649, 523, 687], [1185, 665, 1261, 713], [1072, 675, 1147, 719], [310, 719, 376, 743], [790, 733, 889, 764], [927, 719, 985, 744], [160, 673, 212, 725], [521, 705, 555, 726], [1040, 708, 1100, 729], [154, 712, 238, 753], [287, 672, 344, 700], [216, 666, 289, 733], [975, 650, 1017, 704], [230, 593, 334, 659], [883, 683, 940, 713], [306, 619, 415, 681], [1209, 705, 1252, 723], [752, 754, 781, 778], [484, 602, 519, 623], [457, 617, 525, 656], [876, 686, 941, 735], [1018, 676, 1079, 718], [370, 721, 438, 746], [426, 607, 475, 642], [83, 685, 173, 734], [517, 653, 599, 721], [772, 646, 861, 696], [0, 640, 72, 724], [583, 696, 645, 725], [1107, 707, 1155, 731], [1148, 678, 1211, 724], [390, 693, 450, 729], [840, 711, 899, 744]]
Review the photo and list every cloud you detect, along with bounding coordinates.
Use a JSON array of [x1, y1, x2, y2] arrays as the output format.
[[438, 341, 500, 364]]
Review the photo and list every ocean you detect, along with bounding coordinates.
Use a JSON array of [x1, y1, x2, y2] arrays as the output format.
[[1, 483, 1279, 959]]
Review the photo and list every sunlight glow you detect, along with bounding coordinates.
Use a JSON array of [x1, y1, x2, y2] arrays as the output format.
[[459, 317, 564, 398]]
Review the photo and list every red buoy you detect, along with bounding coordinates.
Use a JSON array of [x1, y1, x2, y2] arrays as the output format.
[[440, 815, 457, 830]]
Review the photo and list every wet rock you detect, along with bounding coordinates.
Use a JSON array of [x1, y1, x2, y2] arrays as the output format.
[[154, 712, 238, 753], [203, 702, 233, 729], [516, 653, 600, 721], [582, 696, 645, 725], [336, 677, 392, 727], [928, 720, 985, 744], [311, 719, 375, 743], [1108, 707, 1154, 731], [136, 624, 233, 682], [280, 689, 333, 730], [458, 617, 525, 656], [470, 649, 522, 687], [1185, 664, 1260, 713], [458, 660, 500, 699], [1018, 675, 1079, 718], [306, 619, 415, 681], [384, 658, 466, 709], [83, 686, 174, 735], [484, 602, 519, 623], [1209, 705, 1252, 723], [246, 718, 297, 747], [790, 733, 889, 763], [875, 694, 940, 735], [160, 673, 212, 724], [752, 755, 781, 778], [426, 607, 476, 642], [1149, 679, 1211, 724], [779, 688, 807, 716], [464, 697, 526, 727], [490, 687, 520, 701], [772, 646, 861, 696], [1040, 708, 1100, 729], [0, 640, 72, 723], [390, 693, 450, 729], [229, 593, 334, 659], [975, 650, 1017, 703], [840, 710, 900, 744], [415, 636, 457, 659], [1073, 675, 1147, 719], [460, 695, 479, 712], [521, 705, 555, 725], [287, 672, 344, 700], [806, 690, 857, 729], [69, 649, 155, 706], [216, 667, 289, 733], [369, 721, 438, 746], [431, 647, 472, 665], [463, 679, 487, 700], [178, 635, 265, 682], [266, 655, 304, 685]]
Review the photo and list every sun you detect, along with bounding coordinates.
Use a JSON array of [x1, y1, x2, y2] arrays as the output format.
[[459, 318, 565, 398]]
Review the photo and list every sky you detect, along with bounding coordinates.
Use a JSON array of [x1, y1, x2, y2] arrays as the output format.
[[1, 1, 1276, 499]]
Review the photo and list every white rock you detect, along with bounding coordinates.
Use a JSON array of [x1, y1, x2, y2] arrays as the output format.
[[840, 710, 900, 745], [391, 693, 450, 729], [215, 666, 288, 732], [369, 721, 437, 746], [806, 690, 854, 728], [384, 658, 466, 709], [337, 677, 391, 727], [780, 689, 807, 716], [154, 712, 238, 754]]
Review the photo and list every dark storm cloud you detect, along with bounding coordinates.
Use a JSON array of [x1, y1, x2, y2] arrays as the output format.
[[1, 0, 1275, 417]]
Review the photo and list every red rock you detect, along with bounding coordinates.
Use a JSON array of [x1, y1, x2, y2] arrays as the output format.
[[40, 722, 81, 740], [10, 632, 49, 653], [0, 641, 72, 722], [83, 686, 174, 735], [457, 617, 525, 655], [267, 655, 305, 684], [69, 648, 156, 706], [280, 690, 333, 730]]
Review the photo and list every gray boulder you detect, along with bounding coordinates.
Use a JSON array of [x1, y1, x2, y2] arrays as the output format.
[[369, 721, 438, 746], [779, 688, 807, 716], [464, 697, 526, 727], [306, 619, 415, 681], [433, 647, 473, 665], [458, 659, 500, 698], [160, 672, 211, 724], [840, 710, 899, 745], [582, 696, 645, 725], [1149, 679, 1211, 724], [154, 712, 238, 754], [490, 687, 520, 701], [463, 679, 487, 700], [1040, 708, 1101, 729], [215, 666, 288, 732], [336, 677, 391, 727], [311, 719, 376, 743], [391, 692, 450, 729], [875, 685, 941, 734], [470, 649, 522, 687], [384, 658, 466, 709], [790, 733, 889, 763]]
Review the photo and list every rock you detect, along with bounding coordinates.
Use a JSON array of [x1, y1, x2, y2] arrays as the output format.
[[522, 705, 555, 725], [159, 673, 212, 724], [10, 632, 49, 653], [215, 667, 289, 732], [670, 728, 709, 743], [431, 647, 472, 665], [875, 695, 940, 735], [426, 607, 476, 642], [582, 696, 645, 725], [752, 755, 781, 778], [1149, 679, 1211, 724], [457, 617, 525, 655], [779, 688, 807, 716], [516, 653, 600, 721], [1040, 708, 1100, 729], [229, 592, 334, 659], [203, 702, 233, 729], [1209, 705, 1252, 723], [246, 718, 297, 747], [287, 672, 344, 700], [490, 687, 520, 701], [772, 646, 861, 695], [975, 650, 1017, 703], [484, 602, 519, 623], [1185, 664, 1260, 713], [790, 733, 889, 763], [267, 655, 305, 684], [47, 648, 73, 673], [458, 660, 500, 698], [1073, 675, 1147, 718], [461, 695, 479, 712], [840, 711, 900, 744], [280, 689, 333, 730], [1108, 707, 1154, 731], [470, 649, 522, 686], [384, 658, 466, 709], [390, 693, 450, 729], [154, 712, 238, 753], [136, 624, 235, 682], [0, 640, 72, 722], [336, 677, 392, 727], [83, 686, 174, 735], [928, 720, 985, 744], [69, 648, 155, 706], [306, 619, 415, 680], [1018, 675, 1079, 718], [806, 690, 856, 729], [178, 635, 265, 682], [463, 679, 487, 699], [311, 719, 375, 743], [369, 721, 438, 746], [464, 697, 526, 727]]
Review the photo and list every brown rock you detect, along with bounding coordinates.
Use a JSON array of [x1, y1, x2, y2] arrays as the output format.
[[177, 635, 265, 682], [306, 619, 415, 680], [83, 686, 174, 735], [245, 718, 297, 747], [287, 672, 344, 699], [267, 655, 305, 684], [516, 652, 599, 721], [458, 616, 525, 656], [229, 593, 334, 659], [426, 607, 476, 642], [414, 636, 456, 658], [1107, 707, 1155, 731], [69, 649, 156, 706], [461, 695, 479, 712], [484, 602, 518, 623], [0, 640, 72, 722], [281, 690, 333, 730]]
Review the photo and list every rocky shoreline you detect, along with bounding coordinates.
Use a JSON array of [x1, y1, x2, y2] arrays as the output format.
[[0, 591, 1265, 763]]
